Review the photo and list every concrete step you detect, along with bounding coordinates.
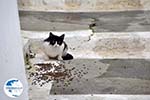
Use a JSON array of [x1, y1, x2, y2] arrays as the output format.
[[26, 59, 150, 99], [19, 10, 150, 32], [18, 0, 149, 12], [49, 59, 150, 94], [22, 30, 150, 59]]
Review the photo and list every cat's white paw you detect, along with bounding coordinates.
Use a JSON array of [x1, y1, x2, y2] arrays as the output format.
[[57, 56, 63, 60]]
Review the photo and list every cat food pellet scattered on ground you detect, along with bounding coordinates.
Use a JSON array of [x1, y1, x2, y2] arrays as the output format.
[[27, 61, 89, 88]]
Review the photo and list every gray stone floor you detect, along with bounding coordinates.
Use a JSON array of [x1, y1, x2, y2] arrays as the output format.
[[19, 10, 150, 32], [50, 59, 150, 94], [27, 59, 150, 100]]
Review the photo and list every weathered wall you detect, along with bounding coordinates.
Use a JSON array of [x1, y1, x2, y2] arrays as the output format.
[[17, 0, 148, 12], [0, 0, 28, 100]]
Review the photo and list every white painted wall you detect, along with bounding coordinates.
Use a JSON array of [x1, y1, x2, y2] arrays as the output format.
[[0, 0, 28, 100]]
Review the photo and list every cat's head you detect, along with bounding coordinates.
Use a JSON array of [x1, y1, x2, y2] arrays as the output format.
[[44, 32, 65, 46]]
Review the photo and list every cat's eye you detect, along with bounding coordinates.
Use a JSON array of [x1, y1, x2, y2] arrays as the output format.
[[51, 40, 55, 44], [58, 41, 62, 45]]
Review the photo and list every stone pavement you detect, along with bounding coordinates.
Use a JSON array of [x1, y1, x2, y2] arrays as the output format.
[[50, 59, 150, 94], [19, 10, 150, 32], [27, 59, 150, 100]]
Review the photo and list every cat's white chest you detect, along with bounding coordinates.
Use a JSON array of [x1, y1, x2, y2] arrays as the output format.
[[42, 42, 64, 57]]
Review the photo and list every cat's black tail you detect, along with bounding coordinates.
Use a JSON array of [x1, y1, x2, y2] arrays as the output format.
[[62, 53, 73, 60]]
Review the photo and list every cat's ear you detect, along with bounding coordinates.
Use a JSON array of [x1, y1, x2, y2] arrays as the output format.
[[49, 32, 53, 37], [44, 32, 52, 42], [60, 34, 65, 39]]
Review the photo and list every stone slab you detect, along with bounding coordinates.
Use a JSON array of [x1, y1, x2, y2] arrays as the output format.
[[19, 10, 150, 32], [50, 59, 150, 94]]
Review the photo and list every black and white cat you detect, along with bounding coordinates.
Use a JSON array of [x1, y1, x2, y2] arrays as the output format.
[[43, 32, 73, 60]]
